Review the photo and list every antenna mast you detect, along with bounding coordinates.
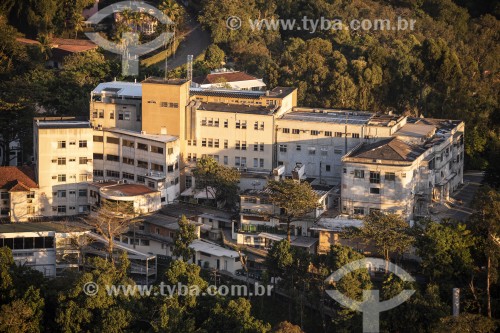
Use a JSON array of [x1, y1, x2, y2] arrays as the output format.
[[164, 35, 168, 80], [187, 54, 193, 86]]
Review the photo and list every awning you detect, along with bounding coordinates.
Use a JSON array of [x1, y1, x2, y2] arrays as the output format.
[[194, 187, 216, 199], [258, 232, 285, 242]]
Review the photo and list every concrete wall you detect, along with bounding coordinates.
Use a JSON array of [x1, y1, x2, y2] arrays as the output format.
[[185, 110, 275, 172], [35, 126, 94, 217], [90, 98, 142, 132], [141, 80, 190, 137], [194, 251, 242, 274], [341, 161, 419, 219]]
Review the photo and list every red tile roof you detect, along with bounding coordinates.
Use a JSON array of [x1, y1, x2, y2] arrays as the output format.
[[0, 166, 38, 192], [193, 71, 260, 85], [16, 37, 97, 53]]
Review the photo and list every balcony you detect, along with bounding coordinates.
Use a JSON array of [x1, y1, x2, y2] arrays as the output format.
[[236, 224, 287, 235]]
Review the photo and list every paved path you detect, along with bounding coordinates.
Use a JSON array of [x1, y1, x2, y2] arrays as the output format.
[[158, 13, 211, 70], [433, 171, 484, 221]]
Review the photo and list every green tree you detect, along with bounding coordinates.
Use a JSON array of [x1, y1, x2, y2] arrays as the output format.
[[351, 212, 414, 271], [415, 219, 475, 286], [266, 240, 293, 282], [0, 248, 45, 333], [266, 179, 320, 241], [204, 44, 225, 70], [56, 255, 134, 333], [159, 0, 183, 25], [147, 260, 208, 332], [199, 0, 260, 45], [0, 286, 44, 333], [0, 16, 32, 76], [202, 297, 271, 333], [173, 215, 197, 261], [192, 156, 240, 208], [273, 321, 304, 333], [469, 186, 500, 318], [81, 199, 135, 262], [323, 245, 372, 331], [433, 313, 497, 333], [380, 276, 448, 332], [0, 246, 14, 299]]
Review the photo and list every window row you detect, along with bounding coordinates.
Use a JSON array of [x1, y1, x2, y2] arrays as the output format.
[[352, 207, 385, 215], [200, 119, 264, 130], [186, 154, 266, 168], [349, 170, 399, 183], [159, 102, 179, 108], [57, 140, 87, 148], [189, 140, 265, 151], [93, 170, 179, 186], [281, 128, 361, 138], [93, 136, 171, 154], [278, 145, 340, 156], [53, 189, 88, 198], [52, 157, 90, 165], [53, 174, 91, 182], [93, 155, 178, 172], [52, 205, 89, 213]]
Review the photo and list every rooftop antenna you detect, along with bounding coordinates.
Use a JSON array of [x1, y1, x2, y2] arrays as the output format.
[[187, 54, 193, 86]]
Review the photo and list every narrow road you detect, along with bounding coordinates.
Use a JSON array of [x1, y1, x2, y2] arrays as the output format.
[[158, 12, 211, 71], [433, 171, 484, 221]]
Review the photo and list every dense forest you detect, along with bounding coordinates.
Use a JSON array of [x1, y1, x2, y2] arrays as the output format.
[[197, 0, 499, 174]]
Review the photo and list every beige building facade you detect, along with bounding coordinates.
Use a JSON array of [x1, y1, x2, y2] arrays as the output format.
[[23, 78, 465, 225], [33, 118, 94, 217], [92, 127, 181, 204]]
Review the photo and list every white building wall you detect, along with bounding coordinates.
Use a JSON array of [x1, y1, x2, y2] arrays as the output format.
[[92, 129, 181, 204]]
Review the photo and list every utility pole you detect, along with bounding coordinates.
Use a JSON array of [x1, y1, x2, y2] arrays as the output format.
[[452, 288, 460, 317]]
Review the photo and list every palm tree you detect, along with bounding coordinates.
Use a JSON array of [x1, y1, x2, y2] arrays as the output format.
[[37, 34, 52, 61], [159, 0, 182, 24]]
